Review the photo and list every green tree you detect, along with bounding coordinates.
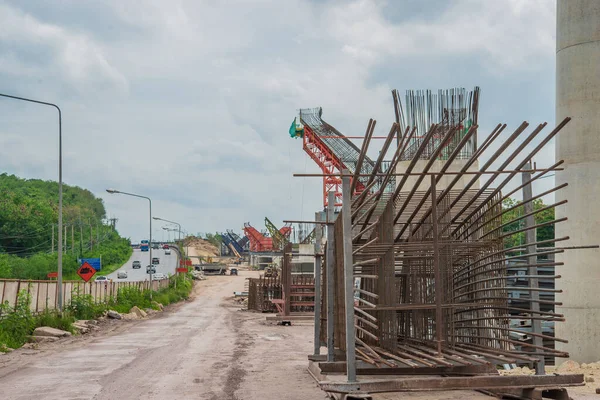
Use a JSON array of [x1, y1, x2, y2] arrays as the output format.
[[501, 198, 555, 249], [203, 232, 223, 249]]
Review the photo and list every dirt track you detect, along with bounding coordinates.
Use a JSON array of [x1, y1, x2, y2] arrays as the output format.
[[0, 272, 324, 400]]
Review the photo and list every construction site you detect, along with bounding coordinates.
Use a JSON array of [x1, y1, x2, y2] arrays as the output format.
[[210, 2, 600, 398], [1, 2, 599, 400]]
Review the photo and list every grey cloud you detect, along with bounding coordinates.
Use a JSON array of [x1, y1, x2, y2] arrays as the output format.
[[0, 0, 558, 241]]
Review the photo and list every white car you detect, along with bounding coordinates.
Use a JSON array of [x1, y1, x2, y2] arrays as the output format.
[[152, 273, 167, 280], [117, 271, 128, 279], [164, 249, 171, 255]]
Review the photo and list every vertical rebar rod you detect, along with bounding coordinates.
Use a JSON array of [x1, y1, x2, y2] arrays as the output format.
[[313, 211, 324, 356], [341, 170, 356, 382], [523, 162, 544, 374], [326, 191, 336, 362], [431, 175, 444, 354]]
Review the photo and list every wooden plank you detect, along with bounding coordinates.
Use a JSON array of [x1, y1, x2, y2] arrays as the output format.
[[319, 374, 585, 394], [318, 362, 496, 375]]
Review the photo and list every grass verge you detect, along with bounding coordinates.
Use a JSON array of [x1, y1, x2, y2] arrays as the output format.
[[0, 274, 193, 352]]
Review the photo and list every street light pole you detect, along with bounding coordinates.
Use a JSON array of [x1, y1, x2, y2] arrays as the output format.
[[106, 189, 153, 298], [153, 217, 184, 266], [0, 93, 64, 311]]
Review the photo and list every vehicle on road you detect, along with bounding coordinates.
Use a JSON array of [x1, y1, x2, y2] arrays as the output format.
[[230, 268, 238, 276], [117, 271, 128, 279], [152, 257, 160, 265], [140, 239, 149, 252], [132, 260, 141, 269], [162, 244, 169, 249], [165, 249, 171, 255], [152, 243, 159, 249], [146, 265, 156, 274], [95, 276, 108, 282], [152, 273, 167, 280]]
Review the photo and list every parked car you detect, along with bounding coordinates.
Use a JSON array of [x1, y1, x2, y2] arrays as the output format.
[[152, 273, 167, 280], [152, 257, 160, 265], [117, 271, 128, 279], [162, 244, 169, 250], [146, 265, 156, 274], [95, 276, 108, 282], [164, 249, 171, 255], [132, 260, 141, 269]]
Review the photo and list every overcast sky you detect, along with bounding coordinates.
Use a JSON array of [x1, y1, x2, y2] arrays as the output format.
[[0, 0, 557, 242]]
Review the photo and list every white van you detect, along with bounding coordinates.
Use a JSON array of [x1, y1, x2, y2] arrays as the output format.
[[152, 273, 167, 280]]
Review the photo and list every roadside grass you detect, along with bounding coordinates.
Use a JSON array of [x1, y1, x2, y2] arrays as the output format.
[[0, 274, 194, 352]]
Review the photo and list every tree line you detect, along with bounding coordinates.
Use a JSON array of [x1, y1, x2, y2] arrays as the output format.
[[0, 174, 131, 280]]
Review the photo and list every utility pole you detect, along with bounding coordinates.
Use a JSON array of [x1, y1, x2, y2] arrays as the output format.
[[51, 225, 55, 253], [64, 225, 67, 253], [79, 222, 83, 258], [71, 225, 75, 255]]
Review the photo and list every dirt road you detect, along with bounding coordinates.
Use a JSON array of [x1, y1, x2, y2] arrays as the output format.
[[0, 272, 324, 400]]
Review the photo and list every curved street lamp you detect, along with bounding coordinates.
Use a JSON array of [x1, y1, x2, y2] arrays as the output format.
[[154, 217, 185, 266], [106, 189, 153, 297], [0, 93, 64, 311]]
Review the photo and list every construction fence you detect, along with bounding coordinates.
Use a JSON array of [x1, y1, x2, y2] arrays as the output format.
[[0, 279, 170, 314]]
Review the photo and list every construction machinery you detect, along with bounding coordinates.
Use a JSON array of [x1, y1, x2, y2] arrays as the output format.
[[243, 222, 272, 252], [226, 230, 248, 253], [221, 233, 242, 258], [243, 222, 292, 252], [264, 217, 291, 251]]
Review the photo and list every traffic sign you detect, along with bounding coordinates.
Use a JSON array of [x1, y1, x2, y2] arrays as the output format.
[[176, 267, 188, 273], [77, 262, 97, 282], [47, 272, 58, 278], [80, 257, 101, 271]]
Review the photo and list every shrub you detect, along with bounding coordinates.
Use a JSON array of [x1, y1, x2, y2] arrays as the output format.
[[67, 289, 105, 320], [0, 289, 35, 349], [112, 286, 152, 313], [34, 311, 75, 333]]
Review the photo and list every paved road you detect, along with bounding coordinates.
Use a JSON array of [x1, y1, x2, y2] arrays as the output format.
[[0, 273, 323, 399], [104, 247, 178, 282]]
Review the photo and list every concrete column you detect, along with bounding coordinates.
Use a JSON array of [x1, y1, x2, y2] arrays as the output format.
[[556, 0, 600, 363]]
